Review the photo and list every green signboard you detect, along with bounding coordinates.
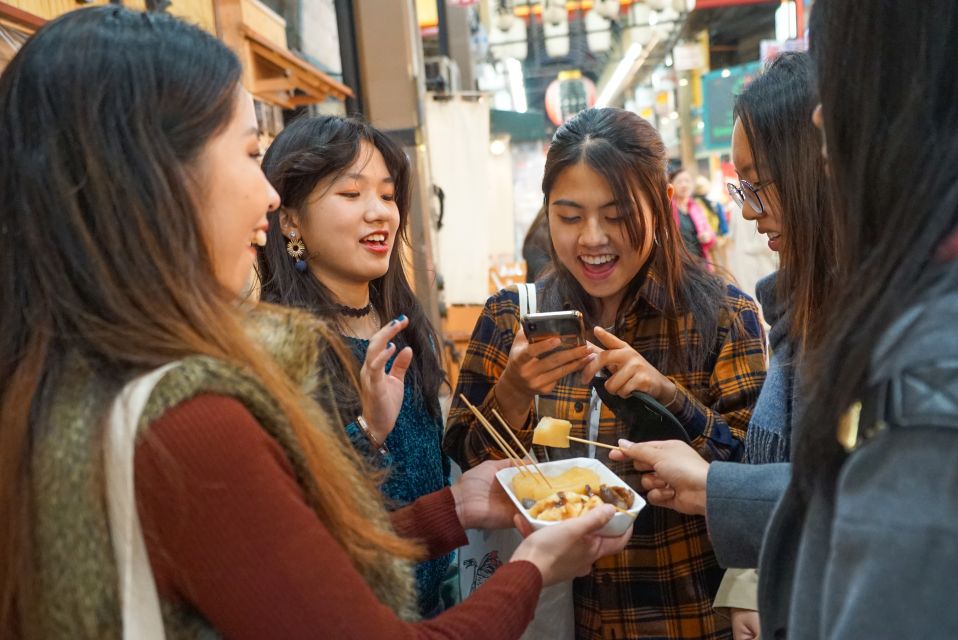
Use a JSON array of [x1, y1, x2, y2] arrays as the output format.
[[702, 61, 762, 152]]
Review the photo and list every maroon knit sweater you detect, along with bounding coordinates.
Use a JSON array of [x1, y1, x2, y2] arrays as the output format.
[[134, 394, 542, 639]]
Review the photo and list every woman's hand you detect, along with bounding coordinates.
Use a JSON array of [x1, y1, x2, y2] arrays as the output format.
[[359, 316, 413, 444], [494, 327, 593, 425], [609, 439, 709, 516], [510, 505, 632, 586], [579, 326, 676, 404], [451, 459, 518, 530], [730, 608, 761, 640]]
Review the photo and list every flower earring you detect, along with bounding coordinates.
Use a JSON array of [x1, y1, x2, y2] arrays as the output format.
[[286, 230, 308, 273]]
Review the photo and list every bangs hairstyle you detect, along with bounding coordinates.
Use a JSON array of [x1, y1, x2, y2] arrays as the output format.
[[540, 108, 729, 372], [734, 51, 837, 346], [257, 115, 445, 420], [0, 8, 417, 635]]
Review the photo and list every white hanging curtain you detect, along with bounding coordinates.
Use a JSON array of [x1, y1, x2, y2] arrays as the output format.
[[0, 23, 30, 72]]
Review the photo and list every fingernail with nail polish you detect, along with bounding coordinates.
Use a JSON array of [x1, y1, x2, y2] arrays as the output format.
[[388, 342, 395, 350], [398, 314, 407, 322]]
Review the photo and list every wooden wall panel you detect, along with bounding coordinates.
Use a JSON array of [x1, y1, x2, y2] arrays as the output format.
[[238, 0, 285, 47], [11, 0, 215, 34]]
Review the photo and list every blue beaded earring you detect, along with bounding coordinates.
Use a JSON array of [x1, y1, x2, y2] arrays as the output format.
[[286, 231, 308, 272]]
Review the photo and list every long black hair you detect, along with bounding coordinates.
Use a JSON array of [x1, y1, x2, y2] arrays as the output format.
[[258, 115, 444, 419], [0, 11, 242, 632], [0, 8, 425, 636], [734, 51, 836, 346], [793, 0, 958, 496], [540, 107, 730, 372]]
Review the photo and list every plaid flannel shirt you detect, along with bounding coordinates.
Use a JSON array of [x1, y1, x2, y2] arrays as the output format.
[[443, 272, 767, 640]]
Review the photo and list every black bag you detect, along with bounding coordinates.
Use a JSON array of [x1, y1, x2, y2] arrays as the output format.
[[590, 373, 690, 444]]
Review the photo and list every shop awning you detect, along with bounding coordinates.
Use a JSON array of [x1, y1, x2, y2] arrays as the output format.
[[242, 25, 352, 109]]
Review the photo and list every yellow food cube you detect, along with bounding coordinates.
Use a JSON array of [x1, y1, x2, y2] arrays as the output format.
[[532, 417, 573, 448]]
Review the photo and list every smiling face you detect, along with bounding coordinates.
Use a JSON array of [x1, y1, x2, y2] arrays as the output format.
[[195, 88, 280, 295], [286, 141, 400, 293], [548, 162, 656, 311], [731, 117, 784, 252]]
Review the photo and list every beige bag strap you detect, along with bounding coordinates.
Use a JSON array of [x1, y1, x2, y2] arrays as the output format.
[[104, 363, 179, 640], [515, 283, 541, 429], [516, 282, 537, 318]]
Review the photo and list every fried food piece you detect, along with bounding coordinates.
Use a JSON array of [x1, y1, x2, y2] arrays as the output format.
[[597, 484, 634, 510], [528, 490, 605, 521], [525, 484, 635, 521]]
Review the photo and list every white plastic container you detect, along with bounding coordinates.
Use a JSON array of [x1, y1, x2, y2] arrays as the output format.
[[495, 457, 645, 537]]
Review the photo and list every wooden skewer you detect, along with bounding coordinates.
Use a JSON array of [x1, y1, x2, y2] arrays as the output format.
[[567, 435, 624, 451], [490, 409, 554, 489], [459, 395, 533, 479]]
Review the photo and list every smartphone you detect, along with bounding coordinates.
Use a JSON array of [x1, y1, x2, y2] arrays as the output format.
[[522, 310, 586, 355]]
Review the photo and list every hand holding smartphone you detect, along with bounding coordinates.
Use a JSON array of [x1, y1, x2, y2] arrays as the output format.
[[522, 311, 586, 357], [495, 310, 592, 423]]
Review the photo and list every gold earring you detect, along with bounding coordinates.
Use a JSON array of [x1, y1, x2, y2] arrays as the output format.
[[286, 231, 308, 272]]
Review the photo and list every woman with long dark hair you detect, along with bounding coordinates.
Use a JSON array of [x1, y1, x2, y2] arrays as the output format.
[[445, 107, 767, 639], [0, 8, 631, 638], [758, 1, 958, 636], [611, 51, 834, 639], [256, 115, 451, 617], [619, 2, 958, 638]]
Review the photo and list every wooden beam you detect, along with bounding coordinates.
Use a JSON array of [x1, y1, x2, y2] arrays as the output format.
[[253, 76, 296, 93], [243, 25, 352, 97], [287, 94, 328, 108], [0, 1, 45, 31]]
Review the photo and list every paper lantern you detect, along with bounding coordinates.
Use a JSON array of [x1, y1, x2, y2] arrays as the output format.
[[544, 71, 597, 126]]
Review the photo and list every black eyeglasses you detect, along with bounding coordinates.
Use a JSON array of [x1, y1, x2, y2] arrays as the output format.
[[727, 179, 772, 216]]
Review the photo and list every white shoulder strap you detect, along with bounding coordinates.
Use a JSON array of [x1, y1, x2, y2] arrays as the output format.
[[514, 283, 541, 424], [104, 363, 179, 640], [517, 282, 537, 318]]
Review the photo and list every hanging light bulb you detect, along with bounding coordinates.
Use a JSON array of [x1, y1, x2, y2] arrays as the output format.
[[631, 3, 652, 26], [543, 0, 566, 27], [585, 8, 612, 52], [495, 6, 516, 32], [543, 1, 571, 57], [596, 0, 621, 21]]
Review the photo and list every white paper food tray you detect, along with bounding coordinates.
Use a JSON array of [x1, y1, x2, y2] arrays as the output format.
[[495, 457, 645, 536]]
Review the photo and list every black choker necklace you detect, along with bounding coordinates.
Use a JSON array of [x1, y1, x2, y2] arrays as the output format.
[[334, 302, 373, 318]]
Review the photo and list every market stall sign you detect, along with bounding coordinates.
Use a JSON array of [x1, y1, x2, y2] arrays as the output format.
[[701, 61, 760, 151]]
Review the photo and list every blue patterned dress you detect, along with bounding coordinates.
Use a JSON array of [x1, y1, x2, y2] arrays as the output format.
[[341, 337, 452, 618]]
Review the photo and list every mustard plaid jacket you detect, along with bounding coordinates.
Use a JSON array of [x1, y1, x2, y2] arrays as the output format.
[[444, 272, 767, 639]]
